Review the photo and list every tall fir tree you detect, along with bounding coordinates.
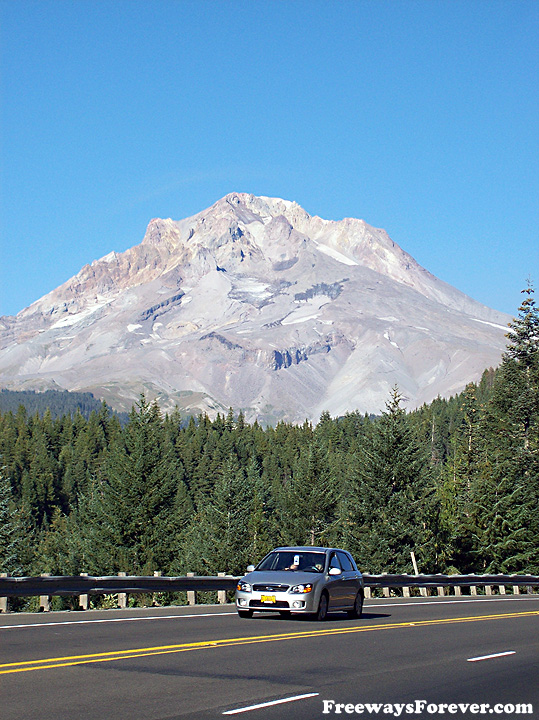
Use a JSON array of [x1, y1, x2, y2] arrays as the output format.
[[436, 383, 486, 572], [347, 387, 436, 573], [279, 438, 337, 547], [473, 284, 539, 572], [246, 456, 276, 563], [80, 395, 191, 574], [0, 468, 21, 573], [182, 454, 253, 575]]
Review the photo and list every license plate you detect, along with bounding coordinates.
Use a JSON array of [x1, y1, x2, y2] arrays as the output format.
[[260, 595, 276, 603]]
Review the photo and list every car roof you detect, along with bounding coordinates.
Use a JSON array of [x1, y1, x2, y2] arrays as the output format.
[[272, 546, 346, 553]]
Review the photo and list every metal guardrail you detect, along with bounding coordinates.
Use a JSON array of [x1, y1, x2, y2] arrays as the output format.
[[0, 574, 239, 597], [363, 573, 539, 588], [362, 573, 539, 600], [0, 572, 538, 612]]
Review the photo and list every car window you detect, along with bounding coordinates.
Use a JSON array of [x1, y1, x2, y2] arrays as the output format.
[[337, 551, 353, 572], [257, 551, 326, 572], [329, 553, 342, 570]]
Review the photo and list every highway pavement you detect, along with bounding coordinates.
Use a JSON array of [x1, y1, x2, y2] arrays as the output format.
[[1, 595, 538, 719]]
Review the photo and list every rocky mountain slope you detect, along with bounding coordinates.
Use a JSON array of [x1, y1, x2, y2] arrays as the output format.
[[0, 193, 510, 423]]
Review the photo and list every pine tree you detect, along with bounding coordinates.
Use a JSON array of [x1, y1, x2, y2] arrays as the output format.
[[81, 395, 191, 574], [473, 284, 539, 572], [436, 383, 486, 572], [246, 456, 275, 563], [35, 508, 75, 574], [347, 387, 435, 573], [23, 418, 59, 527], [183, 455, 253, 575], [279, 439, 337, 547], [0, 468, 20, 573]]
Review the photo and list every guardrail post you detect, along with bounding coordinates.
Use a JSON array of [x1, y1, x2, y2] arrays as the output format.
[[0, 573, 8, 613], [382, 573, 390, 598], [187, 573, 197, 606], [470, 585, 477, 596], [79, 573, 89, 610], [153, 571, 161, 606], [118, 572, 127, 609], [217, 573, 227, 604], [499, 584, 506, 595], [454, 585, 461, 596], [485, 585, 492, 596], [39, 573, 51, 612], [513, 585, 520, 595], [403, 586, 410, 598], [364, 587, 371, 599], [526, 585, 533, 595], [437, 586, 444, 597]]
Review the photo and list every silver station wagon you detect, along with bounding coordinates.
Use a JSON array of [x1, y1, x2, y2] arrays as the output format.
[[235, 546, 364, 621]]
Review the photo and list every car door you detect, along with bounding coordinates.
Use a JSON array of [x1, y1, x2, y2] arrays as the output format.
[[326, 551, 347, 609], [336, 550, 360, 607]]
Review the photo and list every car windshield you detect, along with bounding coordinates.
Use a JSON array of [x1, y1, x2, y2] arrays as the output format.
[[256, 551, 326, 573]]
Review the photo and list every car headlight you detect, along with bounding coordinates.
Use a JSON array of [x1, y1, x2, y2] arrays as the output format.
[[289, 583, 313, 594], [237, 581, 252, 593]]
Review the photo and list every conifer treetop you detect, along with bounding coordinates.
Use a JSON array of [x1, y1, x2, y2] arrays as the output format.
[[505, 281, 539, 366]]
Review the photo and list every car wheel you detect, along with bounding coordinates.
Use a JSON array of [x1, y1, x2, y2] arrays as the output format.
[[237, 610, 253, 618], [347, 591, 364, 619], [314, 592, 329, 621]]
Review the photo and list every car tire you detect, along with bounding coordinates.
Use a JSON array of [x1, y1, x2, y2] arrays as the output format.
[[313, 592, 329, 621], [237, 610, 253, 618], [347, 591, 364, 619]]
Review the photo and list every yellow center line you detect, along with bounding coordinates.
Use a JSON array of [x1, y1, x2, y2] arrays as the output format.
[[2, 610, 537, 675]]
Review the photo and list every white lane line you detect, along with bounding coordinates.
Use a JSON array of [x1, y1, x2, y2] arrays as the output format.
[[223, 693, 319, 715], [0, 611, 236, 630], [467, 651, 516, 662]]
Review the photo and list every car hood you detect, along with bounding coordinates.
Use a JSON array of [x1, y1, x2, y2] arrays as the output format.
[[242, 570, 325, 586]]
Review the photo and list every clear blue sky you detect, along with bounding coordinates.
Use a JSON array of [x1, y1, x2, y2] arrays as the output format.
[[1, 0, 537, 318]]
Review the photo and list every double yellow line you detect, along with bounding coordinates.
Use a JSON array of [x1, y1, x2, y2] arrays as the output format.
[[2, 610, 537, 675]]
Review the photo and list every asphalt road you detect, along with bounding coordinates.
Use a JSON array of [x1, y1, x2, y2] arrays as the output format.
[[1, 596, 538, 720]]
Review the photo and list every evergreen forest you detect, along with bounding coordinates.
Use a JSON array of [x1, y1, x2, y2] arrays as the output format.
[[0, 388, 129, 423], [1, 287, 538, 600]]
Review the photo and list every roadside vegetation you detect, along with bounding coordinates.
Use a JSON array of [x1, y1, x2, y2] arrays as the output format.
[[1, 286, 537, 589]]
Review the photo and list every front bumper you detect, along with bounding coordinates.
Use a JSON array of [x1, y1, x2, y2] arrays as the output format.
[[235, 590, 317, 613]]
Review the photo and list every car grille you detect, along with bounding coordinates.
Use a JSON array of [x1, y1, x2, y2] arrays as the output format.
[[250, 599, 290, 608], [253, 584, 290, 592]]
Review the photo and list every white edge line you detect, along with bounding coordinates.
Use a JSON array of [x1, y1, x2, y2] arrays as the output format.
[[0, 610, 236, 630], [223, 693, 319, 715], [1, 595, 534, 630], [467, 651, 516, 662]]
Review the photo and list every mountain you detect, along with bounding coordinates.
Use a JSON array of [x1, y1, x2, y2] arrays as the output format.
[[0, 193, 510, 423]]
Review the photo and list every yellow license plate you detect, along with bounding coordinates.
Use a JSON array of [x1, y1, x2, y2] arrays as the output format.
[[261, 595, 276, 603]]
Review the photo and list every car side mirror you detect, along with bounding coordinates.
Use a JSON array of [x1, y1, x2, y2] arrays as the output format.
[[328, 567, 342, 576], [246, 565, 255, 572]]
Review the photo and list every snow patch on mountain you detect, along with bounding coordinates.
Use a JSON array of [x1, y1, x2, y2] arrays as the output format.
[[50, 298, 111, 329], [312, 240, 359, 266], [472, 318, 508, 331]]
